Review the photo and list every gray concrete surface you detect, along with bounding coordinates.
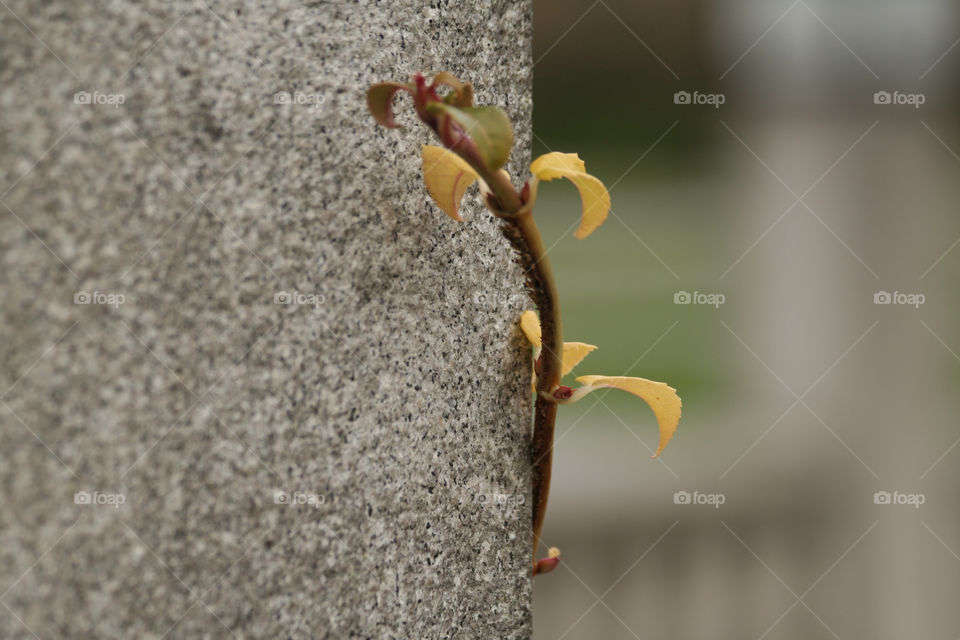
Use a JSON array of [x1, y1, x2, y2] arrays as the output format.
[[0, 1, 533, 637]]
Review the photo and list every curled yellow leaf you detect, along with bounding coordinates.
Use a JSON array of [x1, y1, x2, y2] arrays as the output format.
[[421, 145, 479, 221], [573, 375, 681, 457], [520, 310, 541, 347], [529, 152, 610, 239], [520, 312, 679, 454], [520, 310, 596, 378]]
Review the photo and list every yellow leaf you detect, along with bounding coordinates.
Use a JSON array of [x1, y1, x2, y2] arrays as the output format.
[[574, 375, 681, 457], [520, 310, 541, 348], [529, 152, 610, 239], [561, 342, 596, 377], [520, 310, 596, 378], [421, 145, 479, 221]]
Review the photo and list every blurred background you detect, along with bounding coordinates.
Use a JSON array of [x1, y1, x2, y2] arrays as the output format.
[[529, 0, 960, 638]]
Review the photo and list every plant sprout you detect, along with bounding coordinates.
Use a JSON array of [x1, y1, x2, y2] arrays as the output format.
[[367, 72, 682, 576]]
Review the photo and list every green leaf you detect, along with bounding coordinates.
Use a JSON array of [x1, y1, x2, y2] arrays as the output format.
[[366, 82, 413, 129], [427, 103, 513, 171]]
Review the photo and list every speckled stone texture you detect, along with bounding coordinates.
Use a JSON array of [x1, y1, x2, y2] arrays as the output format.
[[0, 2, 533, 638]]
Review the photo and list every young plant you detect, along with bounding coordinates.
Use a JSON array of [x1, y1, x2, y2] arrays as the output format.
[[367, 73, 682, 576]]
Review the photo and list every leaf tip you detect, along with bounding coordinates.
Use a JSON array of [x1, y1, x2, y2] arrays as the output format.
[[367, 82, 412, 129]]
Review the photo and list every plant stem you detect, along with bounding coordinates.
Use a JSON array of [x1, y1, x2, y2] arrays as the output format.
[[515, 211, 562, 573], [454, 148, 562, 575], [496, 207, 563, 573], [484, 165, 524, 214]]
